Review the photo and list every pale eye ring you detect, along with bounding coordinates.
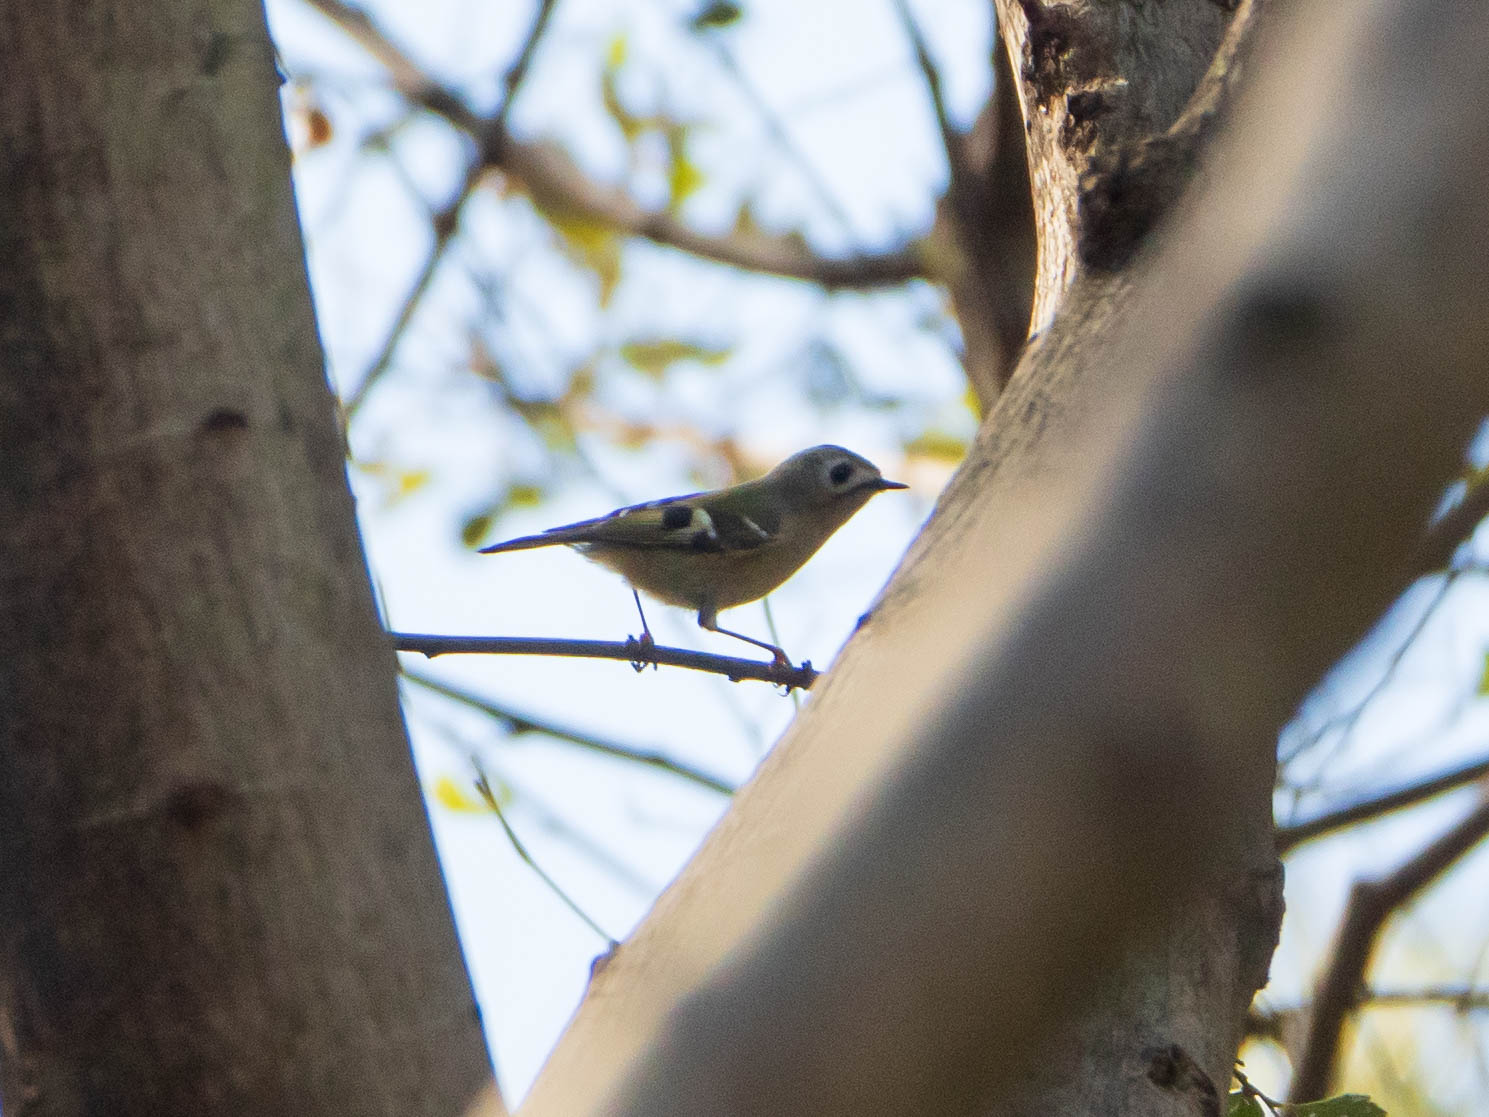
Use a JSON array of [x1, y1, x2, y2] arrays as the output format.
[[829, 462, 853, 486]]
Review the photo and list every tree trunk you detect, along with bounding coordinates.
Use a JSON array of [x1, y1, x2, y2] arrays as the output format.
[[511, 1, 1489, 1114], [0, 2, 492, 1114]]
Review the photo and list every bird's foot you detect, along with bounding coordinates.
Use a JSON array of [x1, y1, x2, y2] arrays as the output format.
[[626, 631, 657, 672]]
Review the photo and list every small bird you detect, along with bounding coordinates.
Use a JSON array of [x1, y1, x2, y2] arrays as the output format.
[[479, 445, 908, 666]]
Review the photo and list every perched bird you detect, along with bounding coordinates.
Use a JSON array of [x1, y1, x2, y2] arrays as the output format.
[[479, 445, 908, 665]]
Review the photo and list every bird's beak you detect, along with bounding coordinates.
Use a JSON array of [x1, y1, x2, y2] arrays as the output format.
[[872, 478, 910, 491]]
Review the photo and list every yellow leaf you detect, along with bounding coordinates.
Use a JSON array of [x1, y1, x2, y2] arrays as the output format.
[[619, 338, 732, 377], [394, 468, 432, 501], [601, 68, 645, 143], [905, 430, 969, 463], [605, 31, 627, 69], [537, 204, 624, 305], [666, 129, 705, 212], [432, 776, 490, 814]]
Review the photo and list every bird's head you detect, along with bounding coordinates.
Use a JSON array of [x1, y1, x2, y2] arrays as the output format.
[[770, 445, 908, 513]]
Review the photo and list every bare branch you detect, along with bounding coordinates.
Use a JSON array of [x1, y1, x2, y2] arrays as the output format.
[[1278, 751, 1489, 853], [391, 631, 818, 691], [1290, 792, 1489, 1101], [401, 667, 737, 795]]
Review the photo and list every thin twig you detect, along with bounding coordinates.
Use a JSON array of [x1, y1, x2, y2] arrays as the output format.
[[471, 759, 617, 944], [1281, 572, 1460, 769], [402, 667, 737, 794], [891, 0, 966, 184], [342, 162, 482, 419], [1289, 792, 1489, 1101], [701, 38, 860, 241], [392, 631, 819, 690], [1231, 1064, 1284, 1115], [420, 712, 658, 895], [1278, 751, 1489, 853], [495, 0, 558, 131]]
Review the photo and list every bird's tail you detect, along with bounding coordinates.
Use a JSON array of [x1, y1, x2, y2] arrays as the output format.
[[476, 533, 565, 554]]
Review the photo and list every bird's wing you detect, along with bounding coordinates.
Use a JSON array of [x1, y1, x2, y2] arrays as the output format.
[[480, 491, 784, 555]]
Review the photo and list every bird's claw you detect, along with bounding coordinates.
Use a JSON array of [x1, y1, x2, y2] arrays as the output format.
[[626, 631, 657, 672]]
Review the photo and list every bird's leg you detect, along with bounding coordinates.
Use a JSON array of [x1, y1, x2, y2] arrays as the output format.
[[697, 604, 791, 668], [627, 588, 656, 672]]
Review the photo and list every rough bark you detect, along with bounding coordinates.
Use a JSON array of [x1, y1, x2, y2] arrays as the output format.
[[509, 0, 1489, 1114], [993, 0, 1249, 331], [0, 2, 492, 1114]]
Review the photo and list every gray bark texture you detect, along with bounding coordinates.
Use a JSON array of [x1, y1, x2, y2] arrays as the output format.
[[0, 1, 493, 1114], [511, 0, 1489, 1114]]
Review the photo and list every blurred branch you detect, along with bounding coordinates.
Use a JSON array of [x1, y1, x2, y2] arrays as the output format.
[[1278, 751, 1489, 853], [892, 0, 964, 185], [402, 667, 737, 795], [338, 0, 555, 419], [342, 162, 482, 419], [299, 0, 924, 285], [1417, 473, 1489, 574], [930, 17, 1036, 406], [1289, 791, 1489, 1101], [1250, 986, 1489, 1042], [392, 631, 818, 690], [495, 0, 558, 130]]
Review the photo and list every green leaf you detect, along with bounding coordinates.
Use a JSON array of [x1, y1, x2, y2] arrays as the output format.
[[690, 1, 743, 30], [618, 338, 731, 377], [539, 207, 624, 305], [510, 484, 548, 509], [1478, 648, 1489, 696], [1227, 1094, 1266, 1117], [665, 127, 706, 212], [461, 511, 495, 549], [604, 31, 628, 69], [1290, 1095, 1387, 1117]]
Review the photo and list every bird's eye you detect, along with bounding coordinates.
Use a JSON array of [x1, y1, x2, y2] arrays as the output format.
[[828, 462, 853, 486]]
